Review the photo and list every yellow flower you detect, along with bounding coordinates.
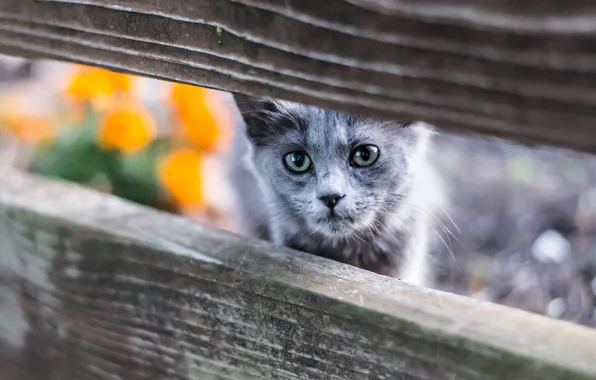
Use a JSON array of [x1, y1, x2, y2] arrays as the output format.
[[157, 148, 205, 211], [168, 83, 231, 152], [98, 99, 156, 154], [65, 65, 132, 110]]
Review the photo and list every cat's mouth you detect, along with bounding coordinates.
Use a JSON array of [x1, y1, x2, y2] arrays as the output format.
[[314, 214, 357, 236], [317, 213, 353, 222]]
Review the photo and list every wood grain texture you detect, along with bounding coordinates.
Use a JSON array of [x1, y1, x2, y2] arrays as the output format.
[[0, 0, 596, 152], [1, 168, 596, 379]]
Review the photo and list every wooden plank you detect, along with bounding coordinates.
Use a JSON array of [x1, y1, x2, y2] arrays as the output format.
[[1, 1, 596, 152], [1, 167, 596, 379]]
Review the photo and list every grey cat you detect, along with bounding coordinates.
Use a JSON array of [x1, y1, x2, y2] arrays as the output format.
[[228, 94, 445, 287]]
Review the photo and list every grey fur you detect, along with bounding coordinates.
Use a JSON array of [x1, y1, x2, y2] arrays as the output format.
[[228, 94, 444, 286]]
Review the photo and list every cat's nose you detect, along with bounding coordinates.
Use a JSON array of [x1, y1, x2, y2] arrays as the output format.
[[318, 194, 345, 209]]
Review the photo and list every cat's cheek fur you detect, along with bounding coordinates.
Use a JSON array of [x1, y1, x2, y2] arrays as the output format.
[[255, 153, 318, 224]]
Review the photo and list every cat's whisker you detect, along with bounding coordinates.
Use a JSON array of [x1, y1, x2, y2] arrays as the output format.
[[400, 198, 459, 239], [249, 208, 292, 234], [433, 229, 459, 268], [439, 203, 461, 234], [352, 231, 369, 246], [399, 201, 462, 247]]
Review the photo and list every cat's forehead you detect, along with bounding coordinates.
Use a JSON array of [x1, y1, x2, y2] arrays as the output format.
[[273, 101, 396, 145]]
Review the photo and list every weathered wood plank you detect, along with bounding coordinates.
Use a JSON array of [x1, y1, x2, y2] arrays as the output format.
[[1, 167, 596, 379], [1, 1, 596, 152]]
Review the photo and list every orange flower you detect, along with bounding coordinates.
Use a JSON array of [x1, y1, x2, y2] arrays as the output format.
[[168, 83, 230, 152], [98, 100, 156, 154], [169, 82, 204, 107], [65, 65, 133, 110], [1, 113, 55, 143], [64, 101, 88, 126], [157, 148, 205, 211], [0, 96, 56, 143]]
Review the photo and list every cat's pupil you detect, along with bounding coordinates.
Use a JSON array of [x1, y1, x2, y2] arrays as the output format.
[[292, 153, 305, 167], [357, 148, 370, 161]]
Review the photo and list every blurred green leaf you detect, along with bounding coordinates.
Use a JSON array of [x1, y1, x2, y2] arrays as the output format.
[[29, 104, 108, 183], [119, 136, 172, 186], [110, 137, 175, 209], [30, 142, 113, 183]]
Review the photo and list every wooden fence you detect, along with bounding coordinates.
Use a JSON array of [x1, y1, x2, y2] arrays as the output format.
[[1, 1, 596, 379]]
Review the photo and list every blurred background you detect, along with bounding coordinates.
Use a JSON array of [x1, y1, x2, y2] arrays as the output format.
[[1, 55, 595, 329]]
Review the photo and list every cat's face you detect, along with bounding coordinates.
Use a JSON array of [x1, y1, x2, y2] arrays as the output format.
[[235, 94, 431, 238]]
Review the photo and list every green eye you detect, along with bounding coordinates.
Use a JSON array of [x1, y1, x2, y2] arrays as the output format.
[[283, 151, 312, 173], [350, 145, 379, 167]]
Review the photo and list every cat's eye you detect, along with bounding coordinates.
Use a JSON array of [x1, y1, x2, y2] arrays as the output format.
[[350, 145, 379, 167], [283, 151, 312, 173]]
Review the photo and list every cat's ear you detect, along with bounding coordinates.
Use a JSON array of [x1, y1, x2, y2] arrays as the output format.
[[232, 93, 279, 144]]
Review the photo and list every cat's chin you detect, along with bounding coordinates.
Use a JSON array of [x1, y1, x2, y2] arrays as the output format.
[[315, 226, 353, 238], [310, 210, 377, 238], [312, 215, 358, 238]]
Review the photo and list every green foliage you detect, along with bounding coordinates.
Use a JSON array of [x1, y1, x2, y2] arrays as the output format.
[[29, 102, 176, 212]]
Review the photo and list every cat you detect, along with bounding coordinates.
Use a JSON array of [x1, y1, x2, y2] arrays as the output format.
[[228, 94, 445, 287]]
